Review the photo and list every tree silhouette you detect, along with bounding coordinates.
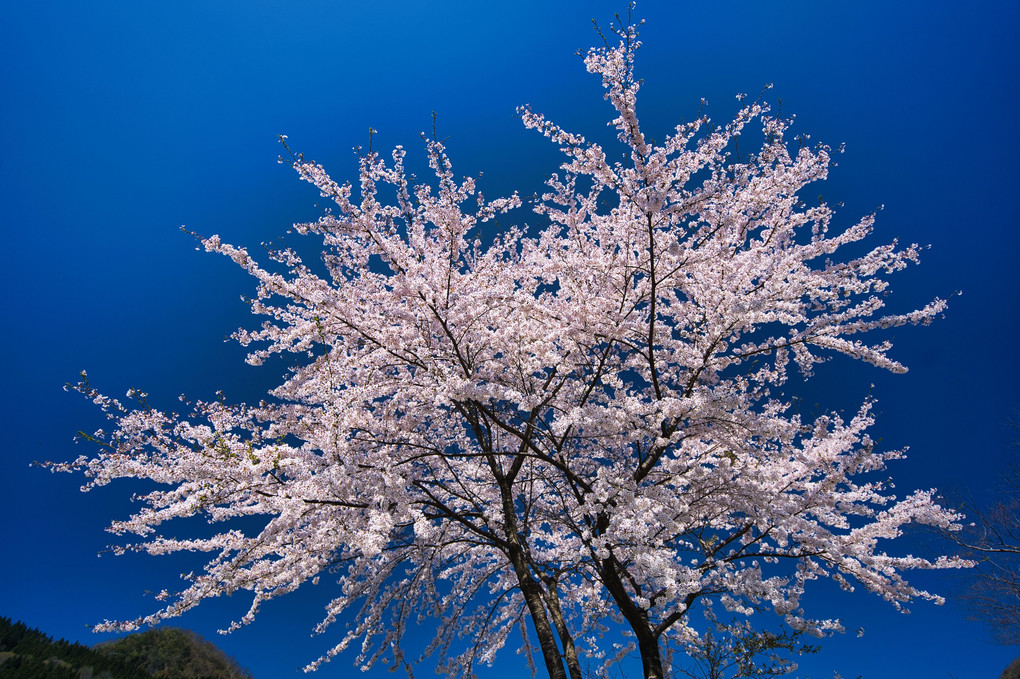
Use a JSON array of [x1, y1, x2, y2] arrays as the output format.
[[946, 461, 1020, 645]]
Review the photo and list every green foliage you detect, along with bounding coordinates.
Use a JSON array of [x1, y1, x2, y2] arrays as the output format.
[[0, 617, 252, 679], [95, 627, 252, 679], [0, 615, 142, 678]]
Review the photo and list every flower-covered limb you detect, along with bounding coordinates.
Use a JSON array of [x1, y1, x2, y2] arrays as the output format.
[[50, 12, 968, 679]]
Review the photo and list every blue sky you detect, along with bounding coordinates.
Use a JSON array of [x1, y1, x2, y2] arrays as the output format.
[[2, 1, 1019, 677]]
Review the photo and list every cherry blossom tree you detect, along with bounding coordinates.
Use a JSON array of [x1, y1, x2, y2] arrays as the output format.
[[53, 16, 967, 679]]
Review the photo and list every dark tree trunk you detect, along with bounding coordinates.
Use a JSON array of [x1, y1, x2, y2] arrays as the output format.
[[506, 546, 570, 679], [541, 578, 583, 679], [490, 449, 570, 679], [596, 546, 666, 679], [637, 629, 665, 679]]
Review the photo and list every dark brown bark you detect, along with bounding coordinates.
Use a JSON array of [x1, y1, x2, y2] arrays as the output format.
[[588, 505, 665, 679], [506, 545, 570, 679], [637, 628, 665, 679], [453, 397, 579, 679], [541, 578, 583, 679], [598, 557, 665, 679], [489, 445, 570, 679]]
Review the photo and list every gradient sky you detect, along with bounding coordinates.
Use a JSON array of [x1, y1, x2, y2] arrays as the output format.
[[3, 1, 1019, 678]]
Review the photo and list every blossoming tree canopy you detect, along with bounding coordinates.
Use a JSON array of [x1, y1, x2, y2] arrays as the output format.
[[54, 17, 967, 679]]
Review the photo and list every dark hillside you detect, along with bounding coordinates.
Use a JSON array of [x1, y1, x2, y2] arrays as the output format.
[[0, 615, 143, 678], [0, 617, 252, 679]]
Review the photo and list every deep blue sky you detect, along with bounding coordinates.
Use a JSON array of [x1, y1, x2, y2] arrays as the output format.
[[3, 1, 1019, 677]]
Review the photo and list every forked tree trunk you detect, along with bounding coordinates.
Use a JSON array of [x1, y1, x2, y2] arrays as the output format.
[[596, 550, 666, 679], [492, 456, 571, 679], [506, 545, 571, 679], [637, 630, 665, 679], [541, 577, 583, 679]]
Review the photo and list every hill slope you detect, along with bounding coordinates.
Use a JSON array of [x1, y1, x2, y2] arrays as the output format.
[[0, 616, 253, 679], [95, 627, 252, 679]]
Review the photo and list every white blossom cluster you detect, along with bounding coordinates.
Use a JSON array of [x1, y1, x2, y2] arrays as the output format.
[[54, 19, 966, 679]]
